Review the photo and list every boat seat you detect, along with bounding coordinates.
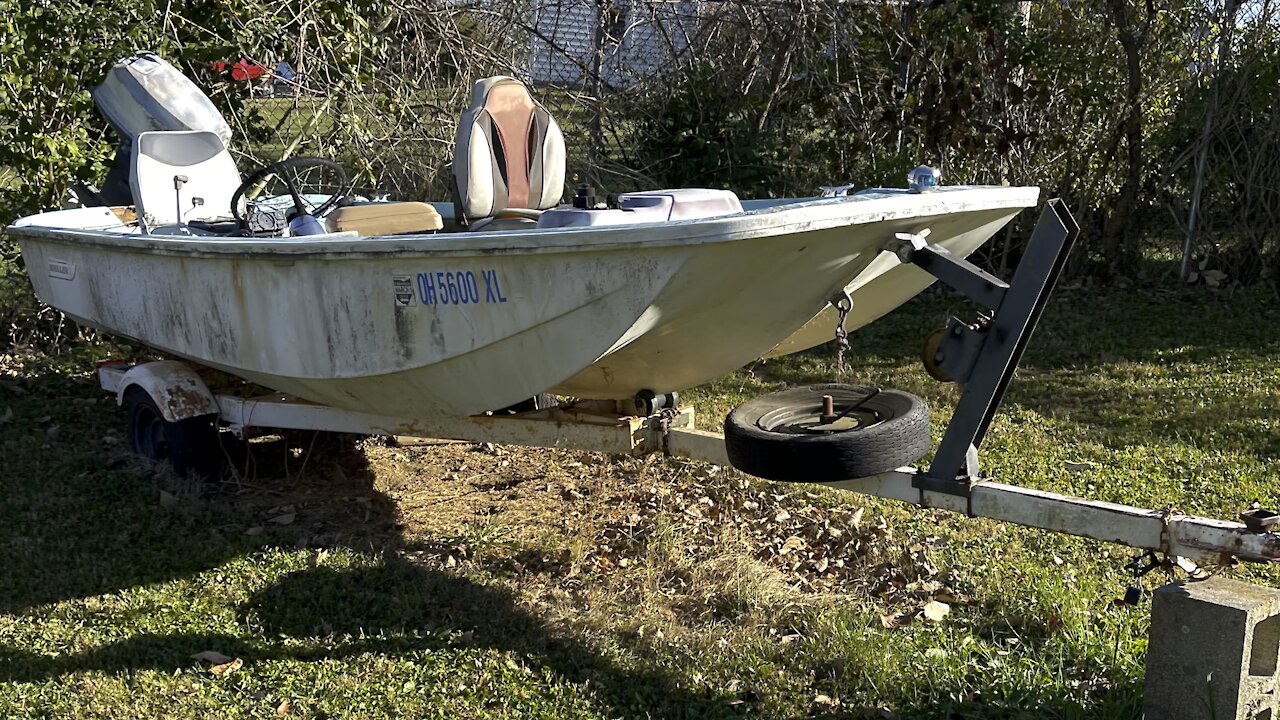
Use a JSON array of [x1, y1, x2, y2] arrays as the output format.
[[131, 130, 241, 232], [326, 202, 443, 235], [452, 76, 565, 229]]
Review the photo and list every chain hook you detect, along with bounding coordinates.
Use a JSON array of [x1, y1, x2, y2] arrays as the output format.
[[830, 291, 853, 377]]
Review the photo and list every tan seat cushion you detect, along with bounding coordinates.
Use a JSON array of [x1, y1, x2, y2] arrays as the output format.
[[326, 202, 443, 235]]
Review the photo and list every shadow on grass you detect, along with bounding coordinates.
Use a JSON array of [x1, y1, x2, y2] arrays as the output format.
[[0, 367, 746, 717], [1, 558, 741, 718], [1, 559, 1148, 719], [0, 363, 1159, 719]]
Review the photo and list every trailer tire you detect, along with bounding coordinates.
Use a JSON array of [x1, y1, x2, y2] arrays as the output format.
[[124, 387, 223, 481], [724, 384, 930, 483]]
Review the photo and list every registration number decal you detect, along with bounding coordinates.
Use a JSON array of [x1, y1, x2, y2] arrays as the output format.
[[410, 269, 507, 306]]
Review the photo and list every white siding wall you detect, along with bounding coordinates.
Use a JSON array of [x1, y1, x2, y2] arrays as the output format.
[[529, 1, 699, 87]]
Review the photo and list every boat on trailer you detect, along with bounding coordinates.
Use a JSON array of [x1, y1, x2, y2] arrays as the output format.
[[11, 53, 1280, 572], [7, 52, 1036, 417]]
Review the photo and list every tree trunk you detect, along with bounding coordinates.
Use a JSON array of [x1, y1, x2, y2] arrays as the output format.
[[1101, 0, 1155, 277], [587, 0, 609, 190], [1181, 0, 1240, 281]]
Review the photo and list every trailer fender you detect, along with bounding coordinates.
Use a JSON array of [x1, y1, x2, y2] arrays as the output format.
[[114, 361, 220, 423]]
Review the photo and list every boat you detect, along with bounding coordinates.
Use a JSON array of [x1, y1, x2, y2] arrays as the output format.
[[6, 53, 1038, 418]]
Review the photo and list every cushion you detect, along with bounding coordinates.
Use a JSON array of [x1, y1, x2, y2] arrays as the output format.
[[453, 76, 565, 224], [326, 202, 443, 235]]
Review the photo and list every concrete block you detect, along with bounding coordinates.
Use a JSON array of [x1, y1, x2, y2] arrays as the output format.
[[1145, 576, 1280, 720]]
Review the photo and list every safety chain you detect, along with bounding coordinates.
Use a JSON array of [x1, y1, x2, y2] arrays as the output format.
[[831, 292, 853, 377]]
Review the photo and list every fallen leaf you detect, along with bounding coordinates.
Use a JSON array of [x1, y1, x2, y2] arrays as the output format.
[[923, 600, 951, 623], [190, 650, 233, 664], [879, 612, 907, 629], [1064, 460, 1096, 472], [276, 700, 293, 716], [774, 510, 791, 522], [209, 657, 242, 677], [268, 513, 295, 525], [780, 536, 806, 554], [245, 526, 266, 536]]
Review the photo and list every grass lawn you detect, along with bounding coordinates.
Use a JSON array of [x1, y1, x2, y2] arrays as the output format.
[[1, 283, 1278, 718]]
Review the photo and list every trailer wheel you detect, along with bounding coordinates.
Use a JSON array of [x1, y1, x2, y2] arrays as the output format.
[[124, 387, 223, 480], [724, 384, 930, 483]]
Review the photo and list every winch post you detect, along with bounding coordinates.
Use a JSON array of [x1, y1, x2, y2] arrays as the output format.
[[902, 199, 1079, 495]]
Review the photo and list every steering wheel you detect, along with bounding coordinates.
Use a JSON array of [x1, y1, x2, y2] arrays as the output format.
[[230, 156, 350, 231]]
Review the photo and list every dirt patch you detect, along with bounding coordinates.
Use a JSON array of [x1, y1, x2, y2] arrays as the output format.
[[368, 440, 636, 545]]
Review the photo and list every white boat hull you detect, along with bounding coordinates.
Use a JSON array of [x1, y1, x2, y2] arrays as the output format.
[[19, 237, 680, 416], [11, 186, 1037, 417], [556, 188, 1038, 396], [763, 204, 1018, 358]]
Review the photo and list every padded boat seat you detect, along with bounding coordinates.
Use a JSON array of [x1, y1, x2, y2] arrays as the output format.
[[326, 202, 443, 235], [453, 76, 565, 228]]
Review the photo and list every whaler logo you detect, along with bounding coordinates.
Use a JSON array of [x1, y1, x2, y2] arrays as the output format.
[[48, 258, 76, 281], [392, 275, 416, 306]]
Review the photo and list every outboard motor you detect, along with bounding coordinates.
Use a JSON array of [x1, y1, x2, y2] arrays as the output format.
[[90, 52, 233, 205]]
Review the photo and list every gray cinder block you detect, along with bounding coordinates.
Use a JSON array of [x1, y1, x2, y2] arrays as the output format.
[[1144, 577, 1280, 720]]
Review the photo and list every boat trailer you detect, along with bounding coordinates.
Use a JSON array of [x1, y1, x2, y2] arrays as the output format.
[[97, 199, 1280, 568]]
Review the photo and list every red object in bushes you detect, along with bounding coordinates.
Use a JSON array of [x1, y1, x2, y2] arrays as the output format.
[[210, 58, 266, 82]]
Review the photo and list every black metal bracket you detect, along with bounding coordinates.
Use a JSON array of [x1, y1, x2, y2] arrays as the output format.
[[893, 199, 1079, 497]]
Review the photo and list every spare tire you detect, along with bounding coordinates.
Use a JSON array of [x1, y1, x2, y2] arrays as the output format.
[[724, 384, 930, 483]]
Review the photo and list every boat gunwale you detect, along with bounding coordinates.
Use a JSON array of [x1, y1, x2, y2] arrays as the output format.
[[7, 186, 1040, 260]]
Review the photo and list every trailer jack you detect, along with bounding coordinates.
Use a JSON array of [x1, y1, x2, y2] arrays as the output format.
[[886, 198, 1079, 498]]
